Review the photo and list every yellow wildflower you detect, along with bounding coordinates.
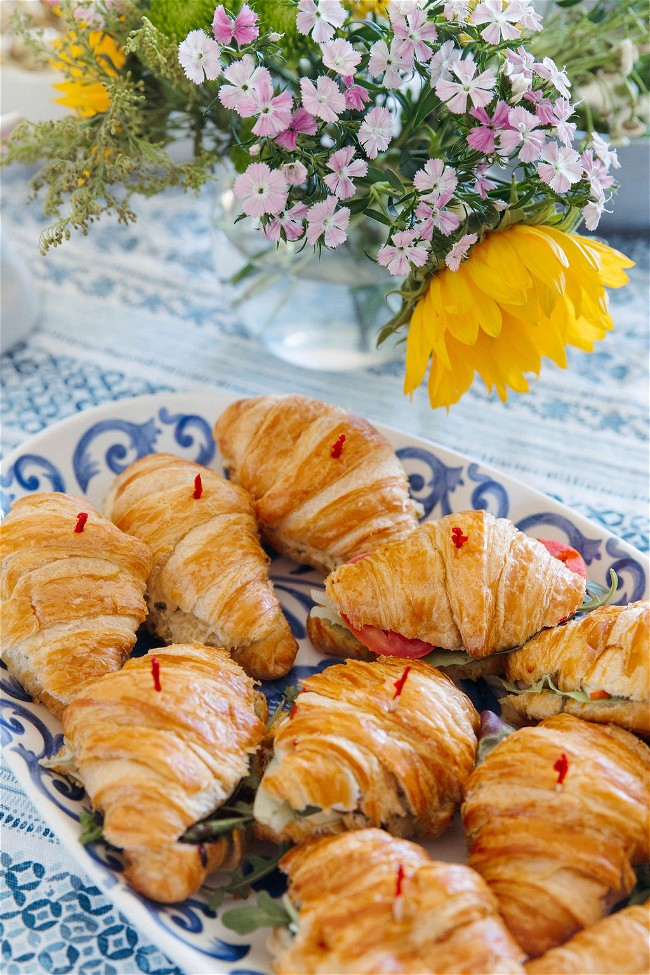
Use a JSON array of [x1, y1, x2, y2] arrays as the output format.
[[51, 29, 126, 118], [404, 224, 634, 409]]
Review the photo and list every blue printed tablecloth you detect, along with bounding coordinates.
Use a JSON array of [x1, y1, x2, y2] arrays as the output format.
[[1, 158, 648, 975]]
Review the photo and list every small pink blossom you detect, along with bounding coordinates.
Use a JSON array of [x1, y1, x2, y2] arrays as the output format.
[[282, 161, 309, 185], [306, 196, 350, 248], [300, 76, 346, 122], [234, 163, 288, 218], [296, 0, 346, 43], [534, 57, 571, 99], [413, 158, 458, 202], [321, 38, 361, 77], [471, 0, 521, 45], [536, 97, 576, 146], [251, 85, 294, 138], [517, 1, 543, 32], [358, 106, 394, 159], [218, 56, 270, 115], [443, 0, 471, 21], [343, 81, 371, 111], [377, 229, 429, 277], [368, 38, 413, 89], [537, 142, 582, 193], [392, 9, 438, 63], [435, 58, 496, 114], [582, 199, 606, 231], [416, 197, 460, 236], [178, 30, 222, 84], [473, 163, 498, 200], [323, 146, 368, 199], [263, 203, 309, 242], [212, 4, 259, 46], [591, 132, 620, 170], [466, 100, 510, 155], [499, 106, 545, 163], [581, 149, 614, 201], [446, 233, 478, 271], [275, 107, 318, 150], [428, 39, 459, 86]]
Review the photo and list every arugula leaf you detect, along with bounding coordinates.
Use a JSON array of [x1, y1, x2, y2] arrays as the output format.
[[580, 569, 618, 613], [267, 684, 301, 728], [208, 843, 292, 909], [79, 810, 104, 845], [221, 890, 294, 934]]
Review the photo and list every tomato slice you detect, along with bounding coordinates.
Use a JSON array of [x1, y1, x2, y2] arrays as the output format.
[[342, 615, 435, 659], [537, 538, 588, 580], [589, 689, 612, 700]]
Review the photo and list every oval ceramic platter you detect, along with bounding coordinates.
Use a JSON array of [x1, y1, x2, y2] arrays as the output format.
[[1, 390, 648, 975]]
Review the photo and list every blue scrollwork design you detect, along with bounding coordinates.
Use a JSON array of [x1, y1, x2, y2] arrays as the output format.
[[396, 446, 464, 519], [516, 513, 603, 566], [604, 537, 647, 603], [143, 898, 249, 961], [0, 455, 66, 516], [467, 464, 510, 518], [72, 419, 160, 491], [158, 409, 215, 466]]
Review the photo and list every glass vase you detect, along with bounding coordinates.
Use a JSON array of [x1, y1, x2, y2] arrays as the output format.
[[210, 173, 402, 371]]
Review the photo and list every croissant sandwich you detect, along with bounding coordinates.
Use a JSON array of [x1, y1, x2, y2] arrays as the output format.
[[525, 903, 650, 974], [462, 713, 650, 958], [501, 601, 650, 738], [271, 828, 526, 974], [213, 394, 421, 574], [0, 492, 151, 718], [103, 453, 298, 680], [307, 510, 587, 674], [51, 643, 267, 903], [253, 656, 479, 844]]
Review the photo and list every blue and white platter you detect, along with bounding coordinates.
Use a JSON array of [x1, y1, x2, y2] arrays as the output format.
[[1, 390, 648, 975]]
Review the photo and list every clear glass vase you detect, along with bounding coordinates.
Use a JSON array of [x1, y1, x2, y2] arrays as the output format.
[[210, 173, 402, 371]]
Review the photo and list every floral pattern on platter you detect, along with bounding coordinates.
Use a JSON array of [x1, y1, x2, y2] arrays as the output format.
[[0, 391, 647, 975]]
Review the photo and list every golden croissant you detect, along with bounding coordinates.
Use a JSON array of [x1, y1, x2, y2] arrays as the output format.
[[0, 492, 151, 718], [308, 510, 587, 670], [103, 453, 298, 680], [462, 713, 650, 958], [253, 656, 479, 843], [54, 643, 267, 903], [213, 394, 420, 574], [271, 828, 526, 974], [525, 903, 650, 974], [502, 601, 650, 737]]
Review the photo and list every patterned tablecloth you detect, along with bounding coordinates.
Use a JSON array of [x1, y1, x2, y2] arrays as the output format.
[[1, 160, 648, 975]]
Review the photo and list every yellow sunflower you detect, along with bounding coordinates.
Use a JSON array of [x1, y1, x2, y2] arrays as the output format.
[[404, 224, 634, 410], [51, 29, 126, 118]]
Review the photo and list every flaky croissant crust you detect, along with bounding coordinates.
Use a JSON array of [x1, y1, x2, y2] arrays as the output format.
[[505, 601, 649, 700], [525, 903, 650, 974], [462, 713, 650, 958], [255, 657, 479, 843], [214, 394, 420, 573], [104, 452, 298, 680], [0, 492, 151, 718], [59, 643, 267, 902], [325, 509, 586, 658], [272, 829, 526, 974]]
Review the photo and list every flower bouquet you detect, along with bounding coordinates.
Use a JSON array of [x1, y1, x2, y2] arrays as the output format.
[[3, 0, 641, 408]]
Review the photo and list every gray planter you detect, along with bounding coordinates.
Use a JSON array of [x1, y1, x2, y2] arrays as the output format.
[[598, 138, 650, 234]]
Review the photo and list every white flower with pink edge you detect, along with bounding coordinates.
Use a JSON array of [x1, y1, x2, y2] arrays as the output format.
[[358, 107, 394, 159], [435, 59, 496, 114], [537, 143, 582, 194], [178, 31, 221, 84], [321, 39, 361, 77], [296, 0, 346, 43], [300, 76, 346, 122]]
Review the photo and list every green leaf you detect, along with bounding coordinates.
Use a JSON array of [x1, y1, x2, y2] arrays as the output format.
[[385, 168, 404, 193], [208, 843, 292, 909], [79, 810, 104, 845], [581, 569, 618, 612], [363, 207, 392, 227], [221, 890, 292, 934]]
